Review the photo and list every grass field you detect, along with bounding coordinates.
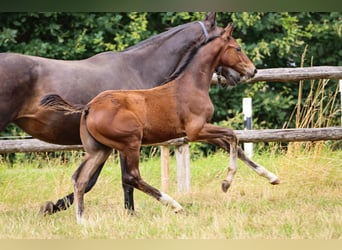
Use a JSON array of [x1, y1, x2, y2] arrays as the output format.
[[0, 146, 341, 239]]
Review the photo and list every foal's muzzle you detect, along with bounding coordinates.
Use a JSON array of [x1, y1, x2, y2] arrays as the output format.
[[243, 67, 257, 80]]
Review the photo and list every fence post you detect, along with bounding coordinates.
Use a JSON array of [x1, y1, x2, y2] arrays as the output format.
[[160, 145, 170, 192], [243, 98, 253, 158], [339, 80, 342, 126], [175, 143, 191, 192]]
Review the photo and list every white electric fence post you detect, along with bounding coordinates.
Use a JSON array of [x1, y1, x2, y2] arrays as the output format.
[[243, 98, 253, 158], [340, 80, 342, 126]]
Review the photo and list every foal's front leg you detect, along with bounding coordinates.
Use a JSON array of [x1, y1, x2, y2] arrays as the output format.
[[189, 123, 239, 192], [221, 136, 238, 192], [237, 147, 280, 185], [202, 139, 280, 189]]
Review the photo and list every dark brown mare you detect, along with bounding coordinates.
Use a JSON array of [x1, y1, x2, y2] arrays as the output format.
[[41, 23, 280, 223], [0, 13, 240, 214]]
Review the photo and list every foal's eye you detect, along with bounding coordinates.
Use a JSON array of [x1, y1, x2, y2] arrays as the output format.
[[236, 47, 241, 52]]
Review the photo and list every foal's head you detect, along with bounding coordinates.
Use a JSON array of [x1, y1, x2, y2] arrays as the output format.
[[204, 14, 243, 85], [218, 23, 257, 80]]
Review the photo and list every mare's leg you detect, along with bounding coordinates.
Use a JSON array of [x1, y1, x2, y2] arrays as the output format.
[[120, 150, 183, 213], [120, 153, 135, 212]]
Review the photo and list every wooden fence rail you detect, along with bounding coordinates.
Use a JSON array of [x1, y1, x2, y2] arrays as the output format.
[[245, 66, 342, 83], [2, 127, 341, 193], [1, 127, 341, 154], [212, 66, 342, 84], [235, 127, 342, 142]]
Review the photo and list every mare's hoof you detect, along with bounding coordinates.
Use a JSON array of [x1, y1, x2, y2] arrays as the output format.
[[125, 209, 136, 216], [39, 201, 54, 216], [270, 178, 281, 185], [221, 180, 231, 193]]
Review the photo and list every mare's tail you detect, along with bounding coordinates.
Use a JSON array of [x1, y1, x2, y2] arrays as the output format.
[[40, 94, 85, 114]]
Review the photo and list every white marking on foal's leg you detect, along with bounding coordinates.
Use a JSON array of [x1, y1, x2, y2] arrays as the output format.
[[159, 192, 184, 213], [222, 161, 237, 192], [253, 163, 280, 185], [77, 216, 88, 225], [76, 208, 87, 225], [222, 141, 238, 192], [238, 148, 280, 185]]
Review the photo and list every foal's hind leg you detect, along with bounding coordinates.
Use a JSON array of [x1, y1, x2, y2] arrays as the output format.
[[72, 145, 112, 224], [47, 153, 136, 216], [120, 150, 183, 213], [40, 165, 104, 215], [41, 151, 132, 216]]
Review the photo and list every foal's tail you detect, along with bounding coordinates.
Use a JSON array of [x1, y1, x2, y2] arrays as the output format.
[[40, 94, 85, 114]]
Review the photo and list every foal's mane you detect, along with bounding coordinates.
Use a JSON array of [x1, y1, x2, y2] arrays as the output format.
[[159, 35, 221, 85]]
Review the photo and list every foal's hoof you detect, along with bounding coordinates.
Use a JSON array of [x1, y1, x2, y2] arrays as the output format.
[[39, 201, 54, 216], [270, 178, 281, 185], [174, 207, 184, 214], [221, 180, 231, 193]]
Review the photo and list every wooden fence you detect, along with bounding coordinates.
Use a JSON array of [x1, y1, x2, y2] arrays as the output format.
[[1, 66, 342, 192], [1, 127, 341, 153]]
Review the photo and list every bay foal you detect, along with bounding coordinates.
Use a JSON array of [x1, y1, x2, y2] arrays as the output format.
[[42, 23, 279, 223]]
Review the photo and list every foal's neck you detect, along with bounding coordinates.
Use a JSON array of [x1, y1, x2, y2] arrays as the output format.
[[178, 38, 223, 91]]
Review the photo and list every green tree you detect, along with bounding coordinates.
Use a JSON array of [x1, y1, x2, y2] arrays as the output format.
[[0, 12, 341, 139], [211, 12, 341, 129]]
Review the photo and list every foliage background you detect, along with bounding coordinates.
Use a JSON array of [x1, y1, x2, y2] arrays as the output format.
[[0, 12, 341, 139]]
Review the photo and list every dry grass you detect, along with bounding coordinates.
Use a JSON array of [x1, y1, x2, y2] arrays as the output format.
[[284, 47, 340, 154], [0, 148, 341, 239]]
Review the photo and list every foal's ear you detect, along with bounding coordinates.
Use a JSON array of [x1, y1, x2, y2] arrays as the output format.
[[224, 23, 234, 37], [204, 12, 217, 27]]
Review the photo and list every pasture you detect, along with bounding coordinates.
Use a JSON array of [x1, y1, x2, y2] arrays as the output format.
[[0, 145, 341, 239]]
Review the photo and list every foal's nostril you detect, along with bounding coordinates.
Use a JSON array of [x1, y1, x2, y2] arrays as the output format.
[[254, 68, 258, 74]]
